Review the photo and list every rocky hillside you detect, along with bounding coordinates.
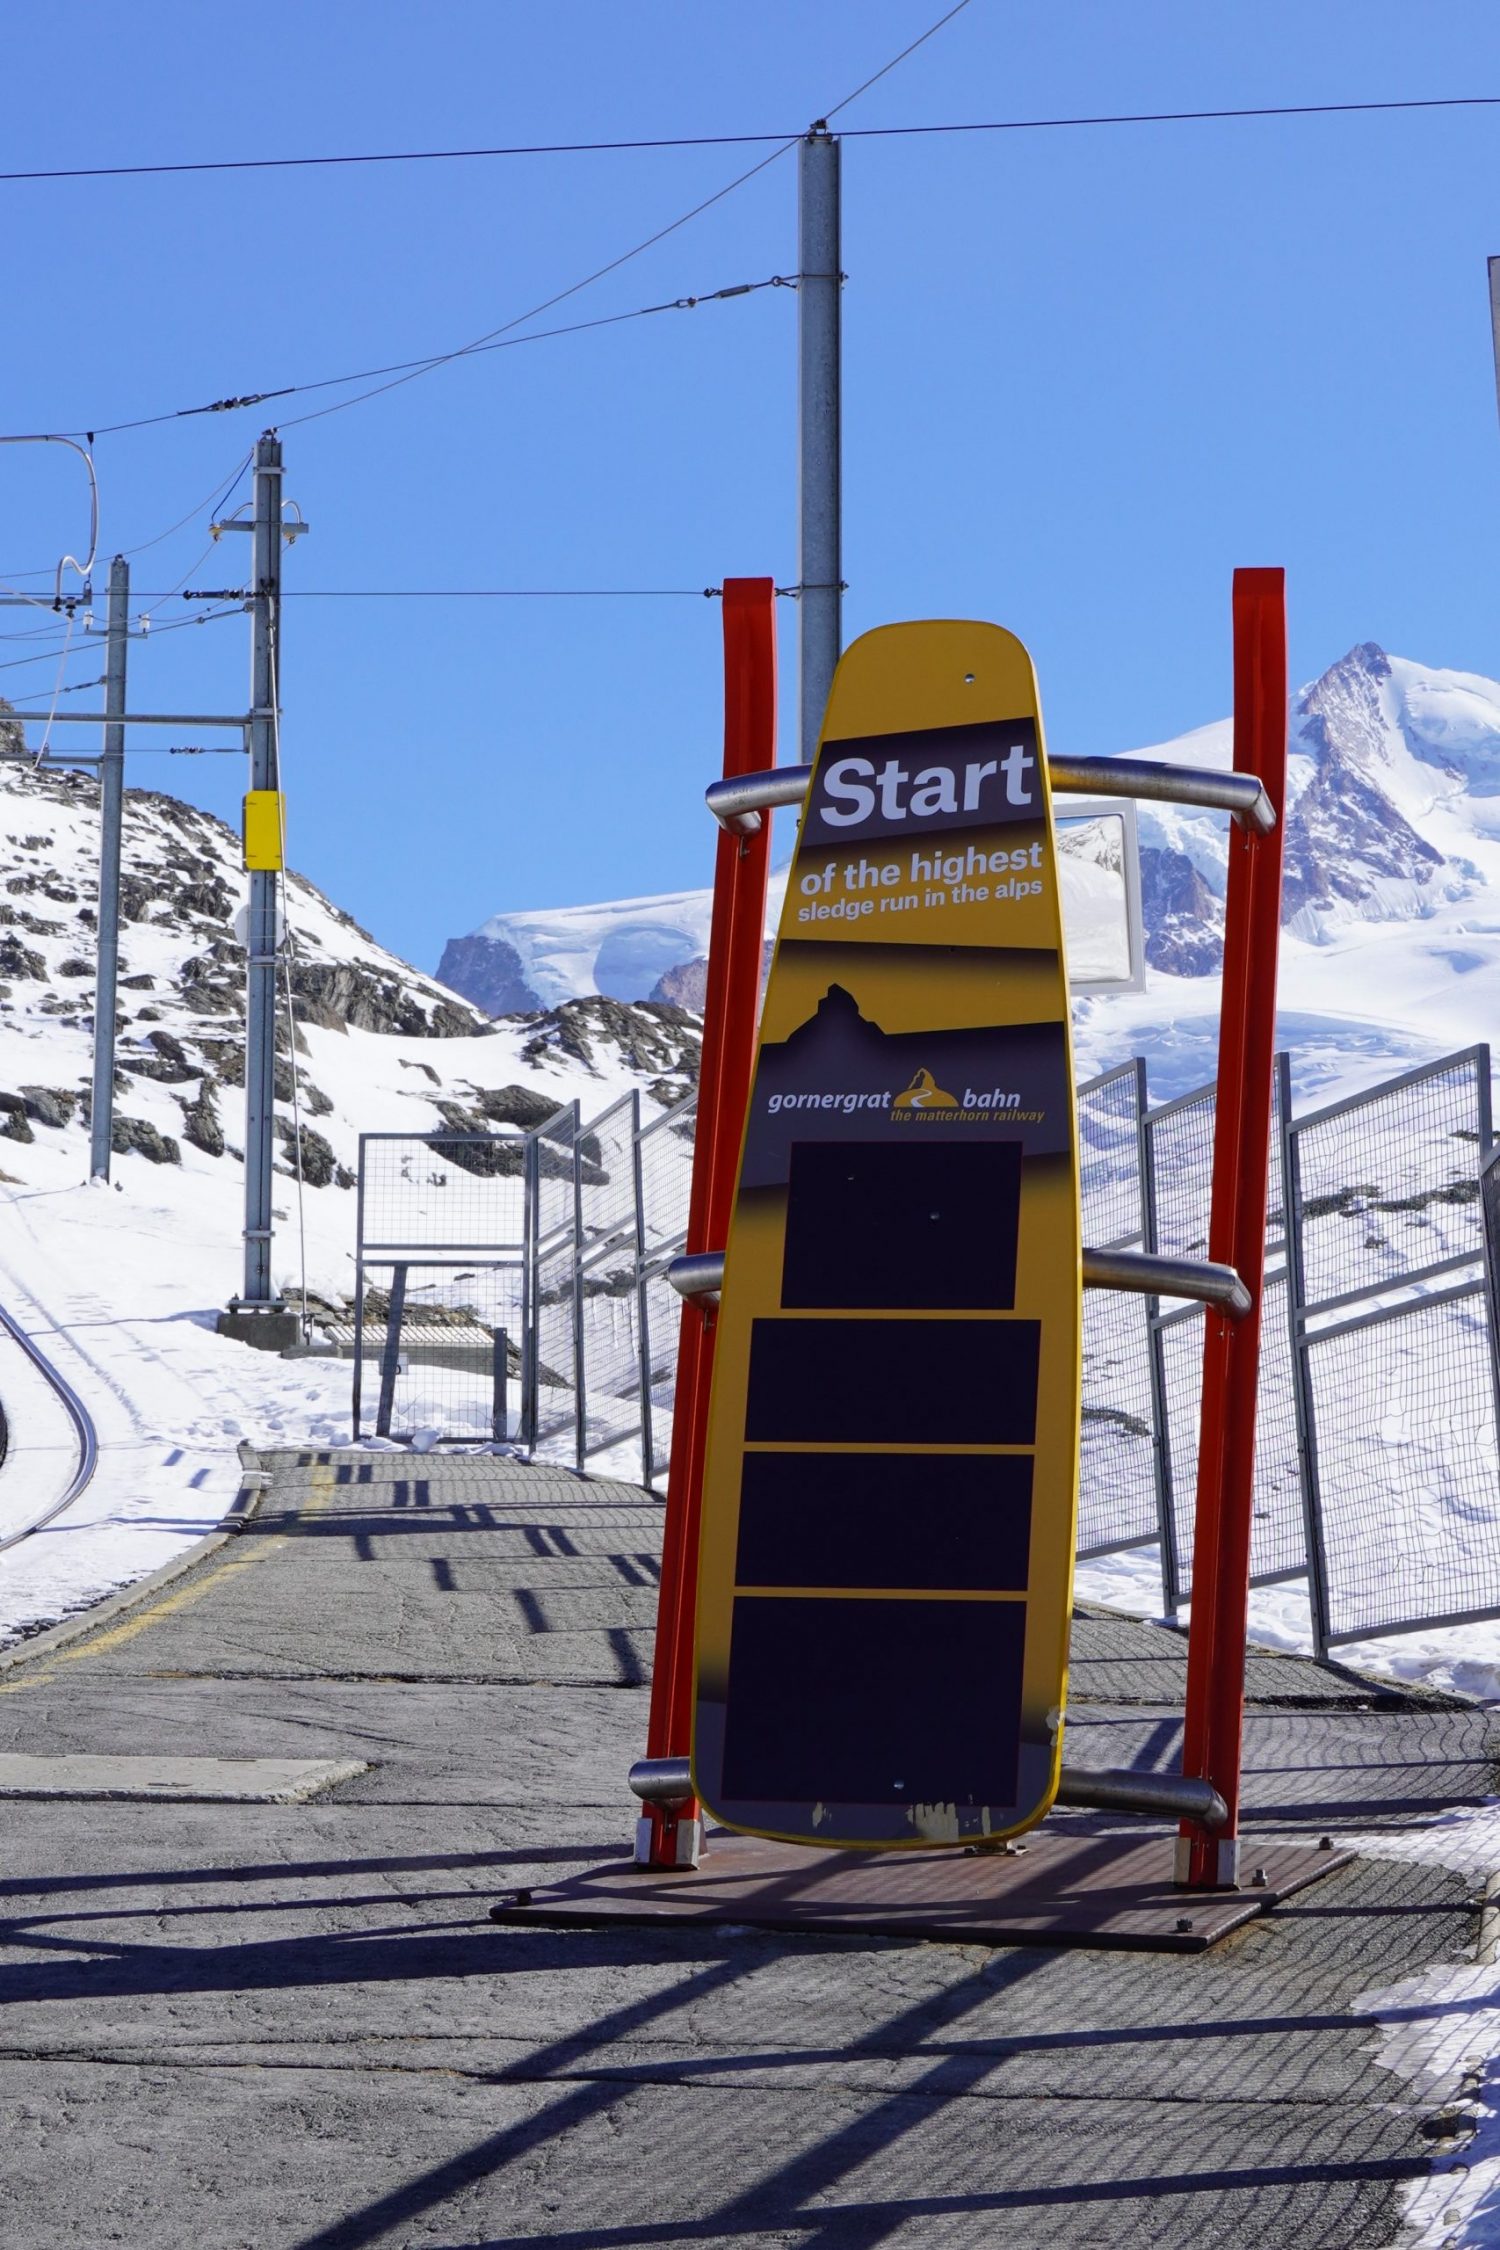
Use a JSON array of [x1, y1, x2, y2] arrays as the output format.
[[0, 747, 700, 1310]]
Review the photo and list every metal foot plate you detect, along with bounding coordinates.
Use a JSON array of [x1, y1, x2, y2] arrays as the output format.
[[490, 1829, 1353, 1953]]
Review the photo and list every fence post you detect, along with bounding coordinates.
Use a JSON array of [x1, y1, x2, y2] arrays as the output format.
[[352, 1139, 368, 1441], [1135, 1062, 1182, 1619], [1278, 1050, 1331, 1658], [375, 1263, 408, 1440], [626, 1094, 656, 1490], [520, 1126, 539, 1453], [571, 1117, 587, 1473], [1177, 567, 1288, 1890], [639, 576, 776, 1868]]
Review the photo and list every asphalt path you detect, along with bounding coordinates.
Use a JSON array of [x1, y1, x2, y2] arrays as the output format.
[[0, 1449, 1491, 2248]]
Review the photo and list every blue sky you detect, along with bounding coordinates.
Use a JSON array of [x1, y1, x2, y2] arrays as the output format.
[[5, 2, 1500, 973]]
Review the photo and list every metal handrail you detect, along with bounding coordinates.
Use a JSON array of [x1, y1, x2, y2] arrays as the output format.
[[668, 1245, 1251, 1318], [628, 1755, 1228, 1830], [705, 754, 1277, 835]]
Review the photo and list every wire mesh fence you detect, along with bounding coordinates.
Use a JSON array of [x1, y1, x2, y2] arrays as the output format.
[[352, 1129, 529, 1444], [1142, 1065, 1304, 1604], [635, 1092, 696, 1485], [352, 1039, 1500, 1653], [1076, 1062, 1159, 1560], [1287, 1049, 1499, 1646]]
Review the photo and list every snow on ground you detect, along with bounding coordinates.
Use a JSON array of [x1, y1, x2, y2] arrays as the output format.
[[1074, 1544, 1500, 1704], [1345, 1793, 1500, 2249], [0, 752, 699, 1645]]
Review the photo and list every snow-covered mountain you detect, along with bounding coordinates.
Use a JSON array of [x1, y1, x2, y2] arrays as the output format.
[[439, 811, 1140, 1012], [1124, 642, 1500, 973], [441, 644, 1500, 1107]]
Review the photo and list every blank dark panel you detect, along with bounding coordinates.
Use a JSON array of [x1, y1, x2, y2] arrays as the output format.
[[782, 1140, 1022, 1310], [745, 1318, 1040, 1445], [720, 1594, 1026, 1806], [736, 1451, 1032, 1590]]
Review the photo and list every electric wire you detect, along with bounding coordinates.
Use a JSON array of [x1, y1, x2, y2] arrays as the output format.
[[823, 0, 973, 118], [0, 437, 98, 605], [0, 601, 243, 677], [32, 610, 77, 761], [3, 87, 1495, 188], [22, 279, 788, 444]]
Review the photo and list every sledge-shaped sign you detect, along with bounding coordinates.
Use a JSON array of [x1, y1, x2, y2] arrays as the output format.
[[691, 620, 1082, 1849]]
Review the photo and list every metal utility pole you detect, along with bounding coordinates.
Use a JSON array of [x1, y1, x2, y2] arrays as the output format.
[[797, 125, 842, 762], [243, 432, 284, 1309], [89, 556, 129, 1181]]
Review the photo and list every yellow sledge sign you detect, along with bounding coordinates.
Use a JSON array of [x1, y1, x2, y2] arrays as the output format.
[[691, 620, 1082, 1849]]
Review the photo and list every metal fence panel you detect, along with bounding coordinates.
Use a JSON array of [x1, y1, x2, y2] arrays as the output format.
[[352, 1127, 530, 1444], [635, 1093, 696, 1488], [1290, 1048, 1499, 1646], [1306, 1285, 1500, 1642], [578, 1095, 646, 1472], [529, 1103, 582, 1467], [1076, 1062, 1159, 1560], [1291, 1049, 1489, 1313], [1143, 1061, 1303, 1602]]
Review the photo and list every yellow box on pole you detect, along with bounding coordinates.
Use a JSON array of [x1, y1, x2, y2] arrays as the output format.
[[243, 790, 285, 871]]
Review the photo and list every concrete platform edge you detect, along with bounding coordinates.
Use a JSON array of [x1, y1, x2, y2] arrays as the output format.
[[0, 1441, 270, 1678]]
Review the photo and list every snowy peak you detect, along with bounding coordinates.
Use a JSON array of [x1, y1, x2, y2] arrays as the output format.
[[1125, 640, 1500, 970]]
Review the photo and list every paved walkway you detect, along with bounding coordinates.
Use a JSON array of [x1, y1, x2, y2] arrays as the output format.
[[0, 1449, 1492, 2248]]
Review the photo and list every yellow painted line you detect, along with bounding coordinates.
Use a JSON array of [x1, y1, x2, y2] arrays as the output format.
[[0, 1464, 336, 1695]]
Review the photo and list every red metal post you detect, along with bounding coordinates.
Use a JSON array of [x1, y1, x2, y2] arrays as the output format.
[[1178, 568, 1288, 1890], [640, 577, 775, 1866]]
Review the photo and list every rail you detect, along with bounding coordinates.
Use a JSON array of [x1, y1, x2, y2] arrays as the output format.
[[0, 1298, 100, 1553]]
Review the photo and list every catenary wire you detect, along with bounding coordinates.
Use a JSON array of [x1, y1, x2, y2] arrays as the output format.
[[0, 603, 243, 681], [7, 3, 969, 445], [17, 277, 789, 443], [2, 89, 1495, 187]]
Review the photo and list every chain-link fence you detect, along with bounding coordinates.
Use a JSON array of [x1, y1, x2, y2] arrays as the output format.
[[354, 1040, 1500, 1654]]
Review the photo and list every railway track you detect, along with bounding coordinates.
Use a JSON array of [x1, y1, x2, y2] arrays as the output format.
[[0, 1297, 99, 1553]]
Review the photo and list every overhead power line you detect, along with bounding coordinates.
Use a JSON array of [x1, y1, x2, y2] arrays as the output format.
[[1, 3, 968, 576], [22, 276, 789, 444], [2, 90, 1496, 187], [158, 586, 737, 601]]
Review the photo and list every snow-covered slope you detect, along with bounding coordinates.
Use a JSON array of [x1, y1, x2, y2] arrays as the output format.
[[0, 751, 700, 1646]]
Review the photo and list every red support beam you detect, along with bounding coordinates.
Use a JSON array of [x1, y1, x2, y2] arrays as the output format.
[[639, 577, 775, 1867], [1178, 567, 1288, 1890]]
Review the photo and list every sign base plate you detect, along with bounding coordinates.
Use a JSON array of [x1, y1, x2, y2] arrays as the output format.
[[489, 1830, 1353, 1954]]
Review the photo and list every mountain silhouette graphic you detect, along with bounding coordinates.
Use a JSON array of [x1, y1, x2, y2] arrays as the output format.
[[781, 982, 889, 1057], [892, 1068, 958, 1111]]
